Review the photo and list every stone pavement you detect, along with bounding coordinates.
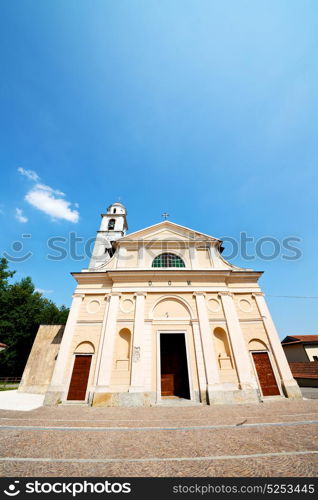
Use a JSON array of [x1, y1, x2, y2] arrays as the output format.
[[0, 399, 317, 477], [301, 387, 318, 399]]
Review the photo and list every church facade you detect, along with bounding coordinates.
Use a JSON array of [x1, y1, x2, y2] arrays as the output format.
[[31, 201, 301, 406]]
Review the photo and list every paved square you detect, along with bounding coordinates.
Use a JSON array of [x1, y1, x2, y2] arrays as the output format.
[[0, 399, 317, 477]]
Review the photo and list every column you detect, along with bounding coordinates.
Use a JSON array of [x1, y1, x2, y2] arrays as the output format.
[[96, 293, 120, 389], [194, 293, 221, 390], [129, 293, 146, 392], [219, 292, 258, 391], [50, 293, 84, 390], [253, 293, 302, 399]]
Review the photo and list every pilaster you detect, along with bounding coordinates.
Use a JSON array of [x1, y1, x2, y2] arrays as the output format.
[[96, 293, 121, 389], [137, 244, 145, 267], [218, 292, 258, 392], [194, 292, 225, 403], [191, 320, 208, 403], [129, 293, 147, 392], [189, 244, 198, 269], [92, 294, 111, 388]]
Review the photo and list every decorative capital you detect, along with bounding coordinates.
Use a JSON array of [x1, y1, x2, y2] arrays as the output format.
[[251, 292, 264, 299], [217, 291, 233, 299], [193, 292, 206, 298], [72, 293, 85, 300], [133, 292, 147, 298]]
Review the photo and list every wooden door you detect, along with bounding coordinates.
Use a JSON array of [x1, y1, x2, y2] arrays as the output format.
[[67, 355, 92, 400], [161, 374, 174, 396], [252, 352, 280, 396], [160, 334, 190, 398]]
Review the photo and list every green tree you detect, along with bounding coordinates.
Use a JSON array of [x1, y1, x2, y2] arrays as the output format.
[[0, 259, 69, 376], [0, 257, 15, 289]]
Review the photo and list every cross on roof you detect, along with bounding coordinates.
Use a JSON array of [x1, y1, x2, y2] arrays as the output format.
[[161, 212, 170, 220]]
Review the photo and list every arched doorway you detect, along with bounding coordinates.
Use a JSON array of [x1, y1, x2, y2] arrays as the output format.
[[249, 339, 280, 397], [153, 298, 192, 401], [67, 342, 94, 401]]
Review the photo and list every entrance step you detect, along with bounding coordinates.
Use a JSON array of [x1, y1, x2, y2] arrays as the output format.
[[60, 401, 90, 406], [156, 398, 202, 407]]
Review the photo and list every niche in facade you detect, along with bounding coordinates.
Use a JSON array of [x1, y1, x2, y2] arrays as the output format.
[[214, 327, 233, 370], [115, 328, 131, 370]]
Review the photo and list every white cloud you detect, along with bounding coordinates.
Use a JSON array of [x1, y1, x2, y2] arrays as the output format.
[[25, 183, 79, 223], [18, 167, 40, 182], [35, 183, 65, 196], [35, 288, 53, 294], [18, 167, 79, 223], [15, 208, 28, 223]]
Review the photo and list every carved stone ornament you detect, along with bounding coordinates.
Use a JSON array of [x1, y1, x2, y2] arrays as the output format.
[[132, 346, 141, 362]]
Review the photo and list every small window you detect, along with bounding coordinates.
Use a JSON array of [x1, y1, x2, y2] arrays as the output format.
[[152, 253, 185, 268], [108, 219, 115, 230], [113, 208, 116, 213]]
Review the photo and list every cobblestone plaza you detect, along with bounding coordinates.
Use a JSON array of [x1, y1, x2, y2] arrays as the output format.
[[1, 399, 317, 477]]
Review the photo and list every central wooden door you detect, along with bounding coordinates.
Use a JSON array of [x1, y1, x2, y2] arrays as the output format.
[[252, 352, 280, 396], [67, 355, 92, 401], [160, 334, 190, 399]]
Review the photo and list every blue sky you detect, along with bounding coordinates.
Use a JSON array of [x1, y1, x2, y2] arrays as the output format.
[[0, 0, 317, 338]]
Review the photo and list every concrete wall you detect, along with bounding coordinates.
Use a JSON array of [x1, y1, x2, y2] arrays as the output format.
[[19, 325, 64, 394]]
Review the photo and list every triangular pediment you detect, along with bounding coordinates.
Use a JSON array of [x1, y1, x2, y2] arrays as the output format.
[[120, 221, 220, 243]]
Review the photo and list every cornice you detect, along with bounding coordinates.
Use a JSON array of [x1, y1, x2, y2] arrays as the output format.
[[77, 320, 103, 324], [238, 318, 263, 323], [107, 269, 262, 278], [116, 239, 220, 248], [72, 269, 263, 278]]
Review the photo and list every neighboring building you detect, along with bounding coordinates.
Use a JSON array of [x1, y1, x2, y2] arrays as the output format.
[[281, 335, 318, 388], [282, 335, 318, 362], [21, 201, 302, 406], [0, 343, 8, 353]]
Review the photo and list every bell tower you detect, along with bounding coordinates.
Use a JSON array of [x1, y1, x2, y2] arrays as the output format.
[[89, 202, 128, 269]]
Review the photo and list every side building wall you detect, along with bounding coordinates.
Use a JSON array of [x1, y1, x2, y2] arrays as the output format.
[[19, 325, 64, 394], [283, 344, 309, 363]]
